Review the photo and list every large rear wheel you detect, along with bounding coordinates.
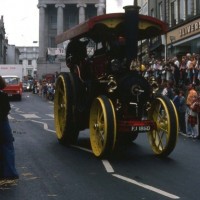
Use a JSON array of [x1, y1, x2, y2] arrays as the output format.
[[54, 73, 79, 145], [89, 96, 117, 158], [148, 95, 178, 157]]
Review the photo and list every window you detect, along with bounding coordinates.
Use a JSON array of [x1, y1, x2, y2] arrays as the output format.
[[197, 0, 200, 14], [27, 70, 32, 76], [28, 60, 32, 65], [158, 2, 163, 21], [85, 5, 96, 20], [179, 0, 185, 21], [65, 5, 78, 29], [0, 38, 2, 56], [50, 37, 56, 48], [171, 0, 178, 26], [19, 60, 22, 64], [170, 1, 177, 26], [49, 15, 57, 29], [143, 3, 148, 15], [151, 8, 155, 17], [3, 77, 19, 85], [187, 0, 194, 17]]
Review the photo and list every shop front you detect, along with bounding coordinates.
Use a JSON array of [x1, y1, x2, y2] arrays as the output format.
[[167, 17, 200, 59]]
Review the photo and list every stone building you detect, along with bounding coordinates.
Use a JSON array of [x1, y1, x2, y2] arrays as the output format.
[[18, 46, 39, 80], [149, 0, 200, 58], [37, 0, 106, 79], [0, 16, 7, 64], [6, 45, 20, 64]]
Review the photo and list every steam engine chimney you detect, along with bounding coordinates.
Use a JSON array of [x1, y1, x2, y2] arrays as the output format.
[[123, 0, 140, 66]]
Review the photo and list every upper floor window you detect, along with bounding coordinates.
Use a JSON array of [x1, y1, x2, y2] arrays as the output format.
[[0, 39, 2, 57], [158, 2, 163, 21], [187, 0, 194, 17], [179, 0, 185, 21], [49, 15, 57, 29], [19, 60, 22, 64], [65, 5, 78, 30], [85, 5, 96, 20], [28, 60, 32, 65], [171, 2, 175, 26], [197, 0, 200, 14], [50, 37, 56, 48], [142, 3, 148, 15], [151, 8, 155, 17], [170, 1, 178, 26]]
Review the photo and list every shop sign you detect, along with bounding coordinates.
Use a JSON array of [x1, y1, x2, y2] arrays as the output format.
[[179, 21, 200, 37]]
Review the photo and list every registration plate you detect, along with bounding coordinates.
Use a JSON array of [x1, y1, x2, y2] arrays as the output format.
[[131, 126, 151, 132]]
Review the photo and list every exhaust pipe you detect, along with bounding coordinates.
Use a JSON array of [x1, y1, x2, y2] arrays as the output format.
[[123, 0, 140, 67]]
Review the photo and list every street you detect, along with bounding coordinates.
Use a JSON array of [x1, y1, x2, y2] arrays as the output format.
[[0, 92, 199, 200]]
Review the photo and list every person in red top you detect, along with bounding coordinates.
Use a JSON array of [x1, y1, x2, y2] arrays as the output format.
[[185, 83, 199, 138]]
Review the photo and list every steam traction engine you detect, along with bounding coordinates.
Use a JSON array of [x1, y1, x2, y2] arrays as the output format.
[[54, 4, 178, 158]]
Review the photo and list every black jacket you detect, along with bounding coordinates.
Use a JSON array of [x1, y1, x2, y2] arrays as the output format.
[[0, 91, 11, 121]]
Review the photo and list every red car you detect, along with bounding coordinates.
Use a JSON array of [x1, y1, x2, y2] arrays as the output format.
[[2, 75, 22, 101]]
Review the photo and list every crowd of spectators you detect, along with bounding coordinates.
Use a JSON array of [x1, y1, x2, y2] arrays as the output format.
[[140, 52, 200, 139], [32, 80, 55, 101], [31, 53, 200, 139], [141, 52, 200, 87]]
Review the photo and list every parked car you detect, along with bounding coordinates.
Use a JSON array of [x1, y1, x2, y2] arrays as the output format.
[[22, 81, 32, 92]]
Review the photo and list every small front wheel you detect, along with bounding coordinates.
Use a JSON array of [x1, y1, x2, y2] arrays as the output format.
[[89, 96, 117, 158]]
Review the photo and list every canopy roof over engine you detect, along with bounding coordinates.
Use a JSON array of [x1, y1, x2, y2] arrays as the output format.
[[55, 13, 168, 44]]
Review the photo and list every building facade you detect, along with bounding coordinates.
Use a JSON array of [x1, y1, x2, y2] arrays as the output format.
[[0, 16, 7, 64], [6, 45, 20, 64], [149, 0, 200, 59], [18, 46, 39, 80], [37, 0, 106, 79], [166, 0, 200, 58]]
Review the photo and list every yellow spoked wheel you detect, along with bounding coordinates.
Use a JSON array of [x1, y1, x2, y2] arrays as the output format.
[[148, 95, 178, 157], [54, 73, 79, 145], [90, 96, 117, 158]]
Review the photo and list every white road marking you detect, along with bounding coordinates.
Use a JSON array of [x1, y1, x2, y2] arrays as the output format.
[[8, 115, 14, 120], [71, 145, 93, 153], [20, 114, 41, 119], [102, 160, 115, 173], [13, 112, 179, 199], [31, 120, 56, 133], [70, 147, 179, 199], [112, 174, 180, 199], [46, 114, 54, 118], [14, 108, 24, 113]]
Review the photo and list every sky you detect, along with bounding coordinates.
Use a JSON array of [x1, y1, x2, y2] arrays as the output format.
[[0, 0, 39, 46], [0, 0, 134, 47], [106, 0, 135, 13]]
